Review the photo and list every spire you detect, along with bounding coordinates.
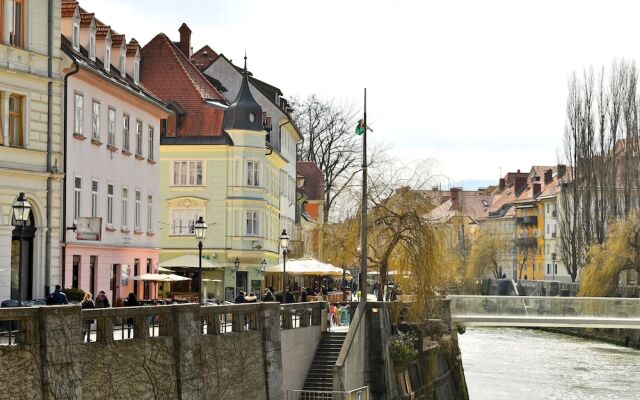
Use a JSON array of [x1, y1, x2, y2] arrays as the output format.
[[223, 54, 264, 132]]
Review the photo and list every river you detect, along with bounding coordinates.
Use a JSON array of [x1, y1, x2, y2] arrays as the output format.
[[458, 328, 640, 400]]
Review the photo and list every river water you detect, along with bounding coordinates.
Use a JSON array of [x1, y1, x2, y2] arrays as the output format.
[[458, 328, 640, 400]]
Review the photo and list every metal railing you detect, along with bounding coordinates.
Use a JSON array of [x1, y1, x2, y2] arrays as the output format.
[[287, 386, 369, 400], [449, 295, 640, 329]]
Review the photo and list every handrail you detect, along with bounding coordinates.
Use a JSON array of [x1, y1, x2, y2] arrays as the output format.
[[335, 302, 366, 368]]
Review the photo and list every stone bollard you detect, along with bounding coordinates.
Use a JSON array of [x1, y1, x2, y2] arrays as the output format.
[[38, 305, 83, 400], [260, 302, 283, 400], [170, 304, 204, 400]]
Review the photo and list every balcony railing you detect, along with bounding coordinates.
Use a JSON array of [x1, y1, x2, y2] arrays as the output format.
[[515, 235, 538, 246]]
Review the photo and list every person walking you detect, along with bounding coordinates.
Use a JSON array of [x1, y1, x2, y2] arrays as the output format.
[[125, 292, 139, 338], [94, 290, 110, 308], [46, 284, 69, 305], [300, 287, 307, 302], [81, 292, 95, 342]]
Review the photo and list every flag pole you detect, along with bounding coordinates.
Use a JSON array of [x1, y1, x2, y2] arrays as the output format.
[[360, 88, 368, 303]]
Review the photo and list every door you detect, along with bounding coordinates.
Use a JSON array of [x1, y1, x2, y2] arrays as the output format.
[[11, 213, 36, 301], [72, 255, 80, 289], [111, 264, 119, 305], [133, 259, 140, 299], [235, 271, 248, 296]]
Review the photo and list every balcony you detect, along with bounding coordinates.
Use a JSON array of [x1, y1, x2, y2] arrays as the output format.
[[516, 216, 538, 225], [516, 235, 538, 247]]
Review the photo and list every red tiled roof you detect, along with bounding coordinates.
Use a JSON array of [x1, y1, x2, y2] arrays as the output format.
[[61, 1, 78, 17], [140, 33, 226, 136], [111, 34, 125, 47], [126, 38, 139, 55], [191, 45, 219, 71], [96, 25, 110, 39], [297, 162, 325, 201], [80, 12, 94, 27]]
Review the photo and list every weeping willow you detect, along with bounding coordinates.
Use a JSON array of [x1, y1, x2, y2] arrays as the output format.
[[579, 214, 640, 297]]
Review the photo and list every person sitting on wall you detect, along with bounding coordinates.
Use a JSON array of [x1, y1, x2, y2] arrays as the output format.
[[284, 287, 295, 303], [94, 290, 110, 308], [263, 290, 274, 302], [46, 284, 69, 305], [234, 291, 246, 304]]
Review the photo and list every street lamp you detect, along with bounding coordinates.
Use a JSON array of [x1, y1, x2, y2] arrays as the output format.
[[234, 258, 240, 271], [280, 229, 290, 303], [12, 193, 31, 306], [260, 259, 267, 299], [194, 216, 207, 303]]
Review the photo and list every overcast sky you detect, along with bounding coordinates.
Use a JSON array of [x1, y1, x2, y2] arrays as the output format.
[[83, 0, 640, 184]]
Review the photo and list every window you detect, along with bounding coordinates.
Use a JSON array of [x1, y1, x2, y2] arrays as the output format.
[[107, 183, 114, 225], [247, 161, 260, 186], [547, 264, 550, 274], [136, 120, 142, 156], [119, 51, 125, 76], [72, 255, 80, 289], [10, 0, 25, 48], [148, 126, 154, 161], [246, 210, 259, 236], [8, 95, 23, 147], [72, 23, 80, 51], [135, 190, 141, 230], [74, 177, 82, 220], [89, 256, 97, 295], [107, 108, 116, 146], [121, 187, 128, 228], [74, 93, 84, 135], [172, 161, 203, 186], [134, 57, 140, 84], [92, 101, 100, 140], [104, 46, 111, 71], [89, 31, 96, 60], [171, 208, 204, 235], [91, 180, 98, 218], [122, 115, 130, 151], [147, 195, 153, 232]]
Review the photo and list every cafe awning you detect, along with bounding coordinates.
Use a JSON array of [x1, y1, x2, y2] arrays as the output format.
[[265, 258, 349, 277], [159, 254, 222, 269], [132, 273, 191, 282]]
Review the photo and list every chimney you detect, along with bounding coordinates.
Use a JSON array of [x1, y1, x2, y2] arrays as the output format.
[[499, 178, 506, 190], [557, 164, 567, 178], [515, 177, 527, 193], [533, 183, 541, 197], [450, 187, 461, 202], [544, 169, 553, 184], [178, 23, 191, 57]]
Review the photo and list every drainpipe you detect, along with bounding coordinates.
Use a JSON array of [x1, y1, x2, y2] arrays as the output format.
[[45, 0, 53, 296], [61, 50, 81, 290]]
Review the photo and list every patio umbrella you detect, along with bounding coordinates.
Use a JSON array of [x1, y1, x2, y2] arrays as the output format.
[[265, 258, 349, 277], [132, 273, 168, 281]]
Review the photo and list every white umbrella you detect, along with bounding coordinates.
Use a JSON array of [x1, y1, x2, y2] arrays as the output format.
[[265, 258, 349, 277], [159, 254, 222, 269], [132, 273, 168, 281]]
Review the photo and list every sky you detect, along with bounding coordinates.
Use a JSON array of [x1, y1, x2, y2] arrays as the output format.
[[83, 0, 640, 185]]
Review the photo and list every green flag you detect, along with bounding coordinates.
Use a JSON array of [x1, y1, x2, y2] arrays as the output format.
[[355, 119, 365, 135]]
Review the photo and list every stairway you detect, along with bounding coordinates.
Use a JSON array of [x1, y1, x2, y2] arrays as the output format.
[[302, 331, 347, 394]]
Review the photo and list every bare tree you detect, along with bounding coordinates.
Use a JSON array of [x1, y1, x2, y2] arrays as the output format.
[[292, 95, 361, 223]]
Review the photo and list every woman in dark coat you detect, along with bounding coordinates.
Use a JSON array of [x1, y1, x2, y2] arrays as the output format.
[[125, 292, 139, 338]]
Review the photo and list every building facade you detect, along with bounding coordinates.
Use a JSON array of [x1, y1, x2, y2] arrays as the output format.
[[0, 0, 63, 301], [61, 1, 169, 305]]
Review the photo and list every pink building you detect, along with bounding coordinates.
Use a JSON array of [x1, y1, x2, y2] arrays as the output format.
[[61, 1, 170, 305]]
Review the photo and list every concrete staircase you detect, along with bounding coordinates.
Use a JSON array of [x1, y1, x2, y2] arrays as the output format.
[[302, 331, 347, 393]]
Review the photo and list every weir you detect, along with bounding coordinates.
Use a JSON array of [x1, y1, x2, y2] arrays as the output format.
[[449, 295, 640, 329]]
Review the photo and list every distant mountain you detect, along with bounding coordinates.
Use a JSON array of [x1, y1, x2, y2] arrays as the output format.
[[450, 179, 496, 191]]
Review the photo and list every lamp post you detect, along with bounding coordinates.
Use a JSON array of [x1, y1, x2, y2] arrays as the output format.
[[280, 230, 290, 303], [12, 193, 32, 306], [194, 216, 207, 304], [260, 259, 267, 299], [551, 252, 556, 281]]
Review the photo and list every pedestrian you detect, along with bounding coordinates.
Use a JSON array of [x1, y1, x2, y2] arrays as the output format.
[[300, 287, 307, 302], [373, 281, 380, 299], [94, 290, 110, 308], [46, 284, 69, 305], [235, 291, 246, 304], [81, 292, 95, 342], [125, 292, 139, 338], [245, 292, 257, 303], [263, 290, 274, 302], [284, 287, 295, 303]]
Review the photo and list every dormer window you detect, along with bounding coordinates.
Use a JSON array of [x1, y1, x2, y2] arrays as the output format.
[[72, 22, 80, 51], [119, 51, 125, 76], [104, 39, 111, 71], [89, 32, 96, 60], [134, 56, 140, 84]]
